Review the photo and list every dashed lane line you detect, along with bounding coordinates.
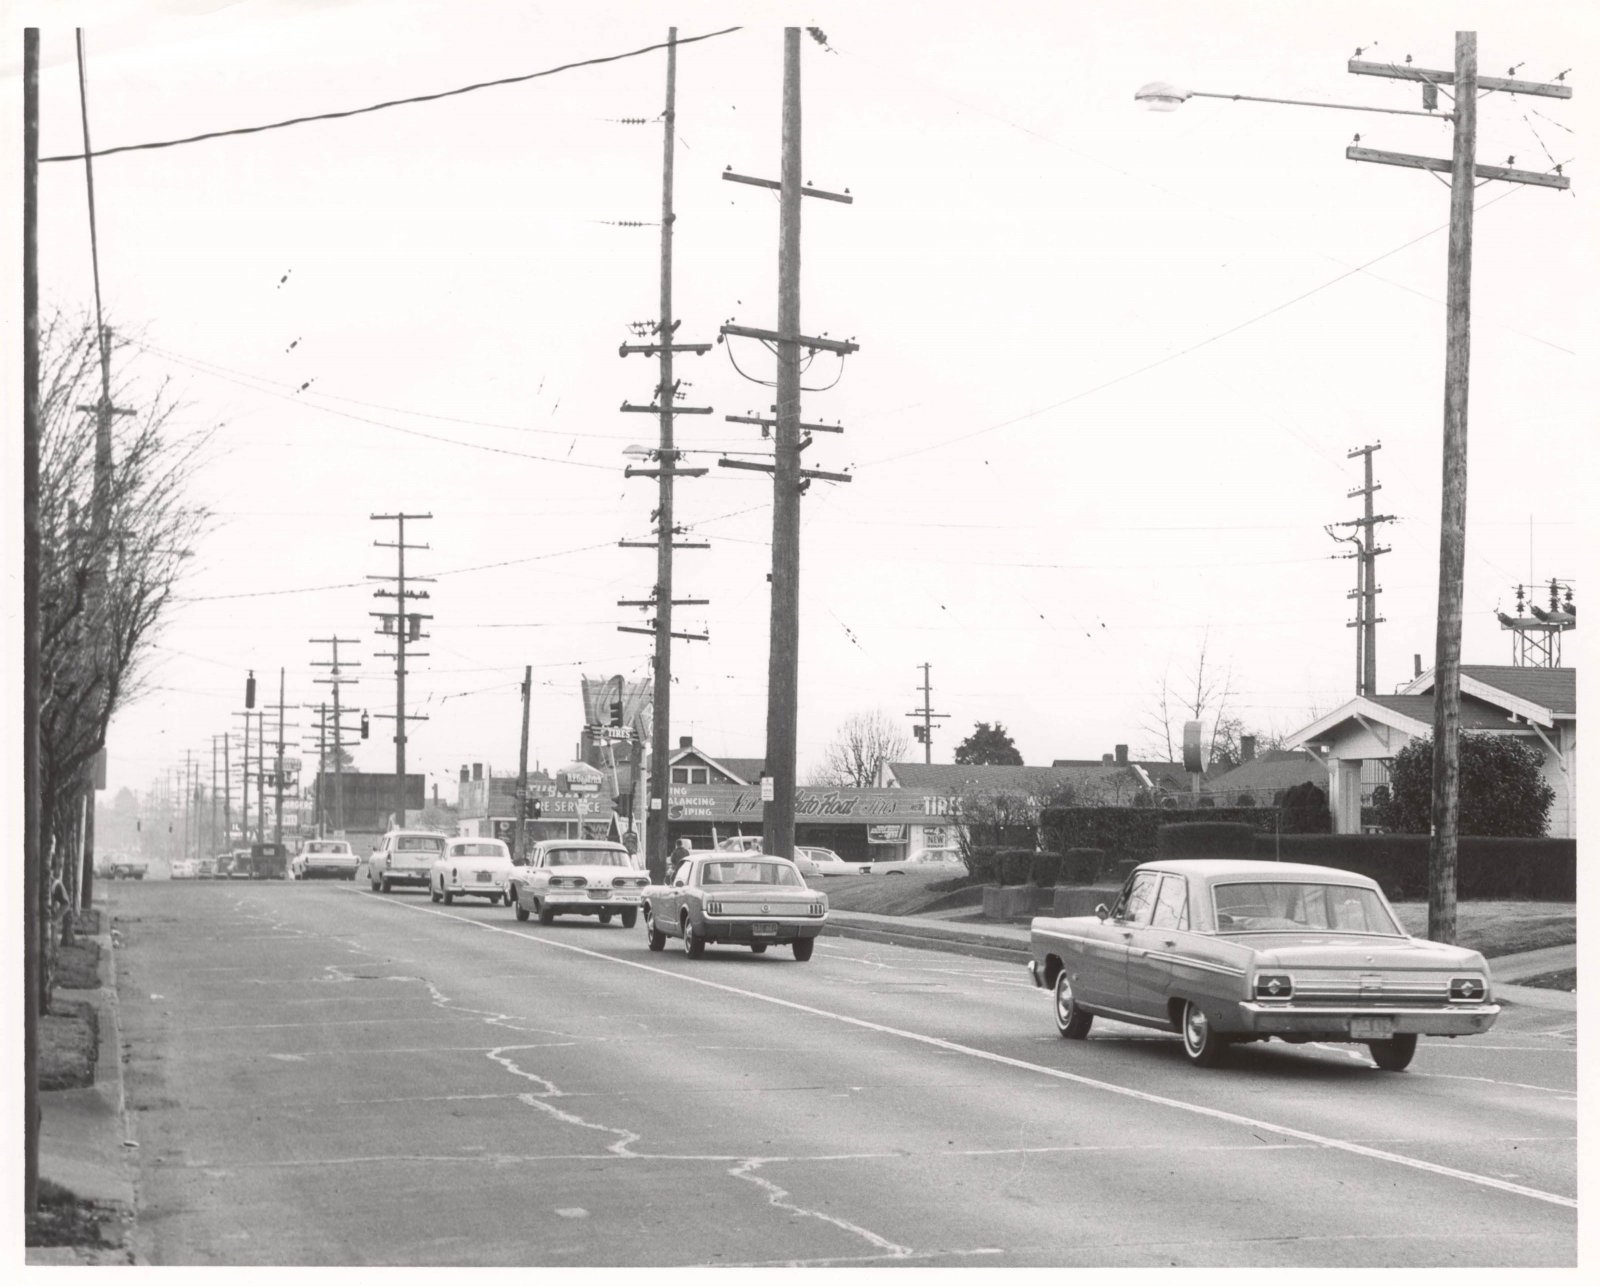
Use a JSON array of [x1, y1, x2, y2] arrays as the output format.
[[350, 890, 1579, 1212]]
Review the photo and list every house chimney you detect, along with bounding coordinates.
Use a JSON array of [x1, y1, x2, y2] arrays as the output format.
[[459, 765, 469, 784], [1115, 743, 1128, 766], [1101, 753, 1113, 765], [432, 782, 440, 805], [1240, 735, 1256, 763], [1414, 653, 1422, 678], [679, 736, 693, 750], [472, 763, 483, 781]]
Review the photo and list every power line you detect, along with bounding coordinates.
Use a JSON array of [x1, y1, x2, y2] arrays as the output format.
[[40, 27, 743, 164]]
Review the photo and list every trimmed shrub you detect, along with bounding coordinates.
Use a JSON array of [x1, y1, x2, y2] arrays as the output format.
[[1248, 833, 1575, 900], [999, 848, 1035, 884], [1158, 822, 1256, 859], [1029, 850, 1063, 887], [964, 846, 1003, 885], [1383, 733, 1555, 836], [1040, 806, 1279, 862], [1281, 782, 1332, 833], [1057, 848, 1105, 885]]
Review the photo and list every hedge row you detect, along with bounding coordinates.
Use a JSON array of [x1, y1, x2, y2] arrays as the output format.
[[1246, 833, 1575, 900], [1040, 807, 1284, 861], [966, 846, 1109, 886]]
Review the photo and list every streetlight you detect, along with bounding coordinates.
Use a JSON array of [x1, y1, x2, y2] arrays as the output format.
[[1134, 79, 1446, 118]]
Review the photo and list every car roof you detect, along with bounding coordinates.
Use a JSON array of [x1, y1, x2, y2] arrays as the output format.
[[1137, 859, 1381, 886], [536, 839, 624, 849]]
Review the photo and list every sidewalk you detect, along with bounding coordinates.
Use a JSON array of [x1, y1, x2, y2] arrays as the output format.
[[824, 910, 1576, 1010], [27, 900, 139, 1266]]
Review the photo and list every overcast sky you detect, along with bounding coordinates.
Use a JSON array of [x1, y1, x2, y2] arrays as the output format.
[[7, 0, 1592, 805]]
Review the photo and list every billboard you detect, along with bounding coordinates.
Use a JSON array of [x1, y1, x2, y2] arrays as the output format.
[[308, 772, 424, 830]]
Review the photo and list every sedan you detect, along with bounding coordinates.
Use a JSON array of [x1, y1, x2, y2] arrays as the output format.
[[1029, 859, 1500, 1070], [793, 846, 854, 878], [430, 838, 515, 905], [298, 838, 359, 881], [508, 839, 648, 926], [642, 854, 827, 960], [869, 848, 968, 876], [169, 859, 196, 880]]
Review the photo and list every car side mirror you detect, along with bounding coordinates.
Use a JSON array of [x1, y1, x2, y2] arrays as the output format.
[[1095, 904, 1110, 922]]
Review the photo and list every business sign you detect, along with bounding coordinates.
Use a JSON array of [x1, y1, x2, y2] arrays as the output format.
[[867, 824, 906, 844], [667, 784, 955, 825], [581, 674, 654, 739]]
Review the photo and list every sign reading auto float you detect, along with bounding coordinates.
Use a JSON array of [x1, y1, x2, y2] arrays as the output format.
[[667, 784, 954, 824]]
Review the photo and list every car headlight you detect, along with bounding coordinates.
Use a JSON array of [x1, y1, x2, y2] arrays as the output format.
[[1448, 976, 1488, 1002], [1253, 973, 1293, 1000]]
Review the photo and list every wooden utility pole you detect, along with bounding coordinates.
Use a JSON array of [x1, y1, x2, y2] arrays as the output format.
[[273, 668, 286, 847], [370, 514, 432, 830], [515, 665, 532, 864], [719, 28, 857, 859], [906, 662, 950, 765], [222, 732, 231, 848], [24, 28, 41, 1215], [1329, 444, 1393, 696], [211, 737, 220, 856], [1349, 35, 1570, 943], [311, 636, 360, 832]]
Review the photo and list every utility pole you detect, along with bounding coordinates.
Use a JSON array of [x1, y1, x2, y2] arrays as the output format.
[[222, 732, 231, 849], [370, 514, 432, 830], [616, 27, 716, 884], [314, 703, 327, 836], [515, 666, 532, 864], [273, 668, 286, 847], [24, 24, 41, 1218], [1329, 444, 1394, 695], [1349, 36, 1570, 943], [905, 662, 950, 765], [211, 736, 220, 857], [182, 750, 193, 864], [718, 28, 858, 860], [311, 636, 361, 832]]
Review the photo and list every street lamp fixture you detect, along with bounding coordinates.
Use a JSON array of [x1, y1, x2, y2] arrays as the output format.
[[1134, 79, 1447, 119]]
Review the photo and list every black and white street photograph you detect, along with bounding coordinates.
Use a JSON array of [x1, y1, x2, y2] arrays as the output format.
[[7, 0, 1589, 1269]]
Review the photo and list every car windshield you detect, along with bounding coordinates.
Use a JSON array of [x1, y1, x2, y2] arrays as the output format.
[[395, 836, 444, 852], [546, 848, 627, 867], [451, 843, 506, 858], [1212, 881, 1401, 935], [701, 861, 803, 887]]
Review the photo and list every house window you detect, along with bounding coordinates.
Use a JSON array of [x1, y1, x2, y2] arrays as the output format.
[[690, 768, 709, 784], [671, 768, 689, 784]]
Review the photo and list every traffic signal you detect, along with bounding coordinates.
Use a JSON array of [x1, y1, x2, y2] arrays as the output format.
[[610, 696, 625, 727], [360, 709, 370, 740], [529, 800, 542, 819], [245, 670, 257, 708]]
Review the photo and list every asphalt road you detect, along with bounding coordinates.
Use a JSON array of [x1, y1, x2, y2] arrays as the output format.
[[114, 880, 1577, 1267]]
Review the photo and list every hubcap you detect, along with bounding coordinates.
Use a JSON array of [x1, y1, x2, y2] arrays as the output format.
[[1055, 976, 1074, 1026], [1185, 1005, 1208, 1052]]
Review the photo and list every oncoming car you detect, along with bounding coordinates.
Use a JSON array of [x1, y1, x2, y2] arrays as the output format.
[[508, 839, 647, 926], [793, 846, 853, 878], [298, 839, 358, 881], [1029, 859, 1500, 1071], [643, 854, 827, 961], [430, 837, 514, 905]]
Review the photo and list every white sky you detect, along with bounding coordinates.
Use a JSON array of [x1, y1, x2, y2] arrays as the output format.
[[5, 0, 1593, 804]]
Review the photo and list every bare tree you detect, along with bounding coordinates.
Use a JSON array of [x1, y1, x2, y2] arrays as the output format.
[[34, 314, 212, 1006], [810, 709, 909, 787], [1139, 630, 1237, 766]]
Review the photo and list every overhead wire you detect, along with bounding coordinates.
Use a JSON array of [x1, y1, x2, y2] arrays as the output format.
[[40, 27, 743, 163]]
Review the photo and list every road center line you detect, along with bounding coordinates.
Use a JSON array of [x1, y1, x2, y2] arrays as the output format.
[[359, 893, 1578, 1212]]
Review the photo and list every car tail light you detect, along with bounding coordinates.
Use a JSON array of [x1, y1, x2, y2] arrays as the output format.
[[1254, 973, 1293, 1000], [706, 900, 723, 915], [809, 902, 825, 917], [1448, 977, 1488, 1002]]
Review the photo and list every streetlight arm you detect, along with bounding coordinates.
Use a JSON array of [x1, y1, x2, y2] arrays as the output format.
[[1135, 80, 1447, 119]]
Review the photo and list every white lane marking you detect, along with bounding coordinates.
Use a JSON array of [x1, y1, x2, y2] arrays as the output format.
[[1410, 1073, 1576, 1098], [361, 892, 1581, 1212], [729, 1157, 913, 1259]]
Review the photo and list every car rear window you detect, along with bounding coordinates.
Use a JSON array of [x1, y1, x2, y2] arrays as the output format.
[[546, 848, 627, 867], [1212, 881, 1401, 935], [452, 843, 506, 857], [395, 835, 445, 852], [701, 861, 803, 887]]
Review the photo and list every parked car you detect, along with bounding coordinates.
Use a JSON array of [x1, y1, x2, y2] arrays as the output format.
[[715, 835, 765, 854], [1028, 859, 1501, 1070], [643, 854, 827, 961], [298, 838, 359, 881], [107, 860, 148, 880], [170, 859, 196, 880], [869, 848, 968, 876], [430, 837, 515, 905], [196, 857, 217, 880], [368, 829, 449, 893], [793, 846, 854, 878], [507, 839, 646, 926], [248, 842, 289, 880], [230, 849, 254, 880]]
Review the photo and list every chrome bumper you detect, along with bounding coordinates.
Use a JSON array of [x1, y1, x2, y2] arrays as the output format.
[[1235, 1002, 1501, 1037]]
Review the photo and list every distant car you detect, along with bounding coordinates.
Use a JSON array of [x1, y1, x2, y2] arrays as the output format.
[[230, 849, 254, 880], [869, 848, 968, 876], [298, 839, 359, 881], [793, 846, 853, 878], [196, 857, 217, 880], [170, 859, 196, 880], [1028, 859, 1501, 1070], [430, 838, 514, 905], [643, 854, 827, 960], [715, 835, 765, 854], [368, 829, 449, 893], [508, 839, 646, 926], [108, 861, 148, 880]]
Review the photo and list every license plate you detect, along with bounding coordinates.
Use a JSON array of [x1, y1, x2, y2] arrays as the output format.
[[475, 871, 492, 882], [587, 889, 611, 900], [752, 923, 778, 937], [1350, 1016, 1395, 1039]]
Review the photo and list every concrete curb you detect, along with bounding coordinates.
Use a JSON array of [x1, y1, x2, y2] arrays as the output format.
[[26, 903, 140, 1266]]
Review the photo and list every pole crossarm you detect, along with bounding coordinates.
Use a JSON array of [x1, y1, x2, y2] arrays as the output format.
[[721, 169, 853, 203], [624, 464, 709, 478], [718, 457, 852, 484], [1347, 59, 1572, 99], [620, 401, 712, 414], [720, 322, 859, 354], [618, 341, 712, 357], [618, 624, 708, 641], [725, 414, 844, 433], [617, 598, 709, 607], [619, 539, 710, 549], [1347, 145, 1570, 189]]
